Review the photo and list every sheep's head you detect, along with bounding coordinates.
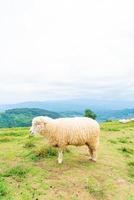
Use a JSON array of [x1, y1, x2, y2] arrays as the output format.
[[30, 116, 51, 135]]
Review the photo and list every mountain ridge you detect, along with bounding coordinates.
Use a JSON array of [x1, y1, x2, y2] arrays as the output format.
[[0, 100, 134, 112]]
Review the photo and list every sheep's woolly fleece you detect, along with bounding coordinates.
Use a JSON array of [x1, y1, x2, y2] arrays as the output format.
[[31, 116, 100, 149]]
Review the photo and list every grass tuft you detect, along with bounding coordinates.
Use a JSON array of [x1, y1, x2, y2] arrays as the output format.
[[108, 139, 118, 144], [128, 161, 134, 178], [118, 138, 128, 143], [107, 128, 120, 131], [0, 178, 8, 197], [119, 147, 134, 155], [34, 146, 57, 158], [3, 165, 28, 180], [128, 168, 134, 178], [23, 141, 35, 148], [109, 137, 133, 145], [128, 161, 134, 167], [26, 146, 58, 161], [0, 137, 11, 143], [86, 177, 105, 199]]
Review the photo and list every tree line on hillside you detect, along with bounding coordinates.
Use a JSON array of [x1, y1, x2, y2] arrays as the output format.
[[0, 108, 97, 128], [0, 108, 61, 128]]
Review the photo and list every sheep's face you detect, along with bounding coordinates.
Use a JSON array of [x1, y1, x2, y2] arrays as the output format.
[[30, 117, 47, 135]]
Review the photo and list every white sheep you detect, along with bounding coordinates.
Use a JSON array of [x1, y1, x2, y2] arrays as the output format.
[[130, 118, 134, 122], [30, 116, 100, 164], [119, 119, 130, 123]]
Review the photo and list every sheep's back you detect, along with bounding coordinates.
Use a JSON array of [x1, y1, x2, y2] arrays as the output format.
[[48, 117, 100, 145], [54, 117, 99, 130]]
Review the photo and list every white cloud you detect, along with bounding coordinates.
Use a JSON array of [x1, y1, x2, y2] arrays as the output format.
[[0, 0, 134, 104]]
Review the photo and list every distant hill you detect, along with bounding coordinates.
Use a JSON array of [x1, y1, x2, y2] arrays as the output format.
[[96, 108, 134, 121], [60, 109, 134, 121], [60, 111, 83, 117], [0, 99, 134, 112], [0, 104, 134, 128], [0, 108, 61, 128]]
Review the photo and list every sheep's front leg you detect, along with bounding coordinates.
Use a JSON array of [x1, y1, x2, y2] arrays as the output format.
[[58, 150, 63, 164]]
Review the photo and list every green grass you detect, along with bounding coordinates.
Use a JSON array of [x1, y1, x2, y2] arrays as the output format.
[[25, 146, 58, 161], [127, 196, 134, 200], [0, 137, 11, 143], [86, 176, 105, 199], [23, 140, 35, 148], [128, 161, 134, 178], [0, 121, 133, 199], [119, 147, 134, 155], [128, 161, 134, 166], [109, 136, 133, 145], [34, 146, 58, 158], [3, 165, 28, 180], [0, 178, 8, 197]]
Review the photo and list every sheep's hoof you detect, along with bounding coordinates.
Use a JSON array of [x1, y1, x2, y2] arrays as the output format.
[[58, 160, 63, 164], [89, 158, 96, 163]]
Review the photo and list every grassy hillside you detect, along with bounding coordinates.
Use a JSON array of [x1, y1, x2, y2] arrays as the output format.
[[0, 108, 61, 128], [0, 121, 134, 200]]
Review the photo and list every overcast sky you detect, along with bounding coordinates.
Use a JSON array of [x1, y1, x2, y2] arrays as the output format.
[[0, 0, 134, 104]]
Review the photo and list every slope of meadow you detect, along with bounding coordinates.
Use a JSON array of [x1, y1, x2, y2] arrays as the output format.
[[0, 121, 134, 200]]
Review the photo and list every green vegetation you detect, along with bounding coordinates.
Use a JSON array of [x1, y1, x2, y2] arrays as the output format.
[[3, 165, 28, 180], [86, 176, 105, 199], [23, 140, 35, 148], [84, 109, 97, 119], [119, 147, 134, 156], [0, 108, 61, 128], [128, 161, 134, 178], [28, 146, 58, 160], [0, 178, 8, 197], [0, 121, 134, 199]]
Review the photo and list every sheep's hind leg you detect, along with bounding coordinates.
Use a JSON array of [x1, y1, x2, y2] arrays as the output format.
[[87, 146, 97, 162], [58, 150, 63, 164], [87, 146, 93, 160], [91, 149, 97, 162]]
